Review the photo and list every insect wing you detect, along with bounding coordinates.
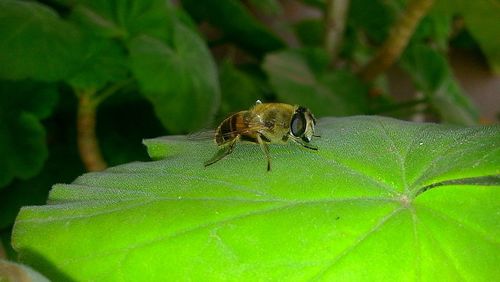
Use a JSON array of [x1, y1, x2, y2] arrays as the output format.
[[186, 129, 217, 141]]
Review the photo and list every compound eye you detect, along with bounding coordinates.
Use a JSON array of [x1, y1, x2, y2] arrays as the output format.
[[290, 113, 306, 137]]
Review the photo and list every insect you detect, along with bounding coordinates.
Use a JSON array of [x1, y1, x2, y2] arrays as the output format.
[[204, 100, 318, 171]]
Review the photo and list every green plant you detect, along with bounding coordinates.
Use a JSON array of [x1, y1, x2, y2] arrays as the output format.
[[11, 116, 500, 280], [1, 0, 499, 280]]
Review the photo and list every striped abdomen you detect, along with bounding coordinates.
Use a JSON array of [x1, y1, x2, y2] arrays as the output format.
[[215, 111, 249, 145]]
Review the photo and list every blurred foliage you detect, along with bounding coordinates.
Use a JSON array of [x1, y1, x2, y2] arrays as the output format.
[[263, 48, 369, 116], [0, 81, 58, 188], [400, 44, 479, 125], [181, 0, 285, 56], [0, 0, 499, 261]]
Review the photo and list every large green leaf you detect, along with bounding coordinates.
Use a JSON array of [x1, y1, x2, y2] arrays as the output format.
[[0, 81, 58, 188], [12, 116, 499, 281], [263, 49, 368, 117], [0, 0, 83, 81], [129, 23, 220, 133]]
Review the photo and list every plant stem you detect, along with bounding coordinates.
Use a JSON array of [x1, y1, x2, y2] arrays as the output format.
[[324, 0, 350, 62], [94, 78, 133, 105], [358, 0, 435, 82], [75, 79, 134, 172], [77, 90, 107, 172], [0, 240, 6, 259]]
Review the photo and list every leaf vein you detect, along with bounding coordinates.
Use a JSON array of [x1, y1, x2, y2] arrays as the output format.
[[311, 153, 399, 196], [377, 120, 409, 191], [310, 207, 403, 280], [21, 197, 396, 223], [410, 129, 485, 189], [418, 204, 499, 244]]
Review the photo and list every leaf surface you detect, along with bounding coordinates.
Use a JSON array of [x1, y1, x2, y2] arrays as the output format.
[[12, 116, 500, 281]]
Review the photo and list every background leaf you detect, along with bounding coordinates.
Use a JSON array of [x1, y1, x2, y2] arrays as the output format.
[[247, 0, 282, 16], [263, 49, 368, 116], [218, 61, 265, 118], [435, 0, 500, 73], [348, 0, 397, 44], [129, 23, 220, 133], [400, 44, 480, 125], [0, 0, 83, 81], [180, 0, 285, 56], [61, 0, 173, 41], [66, 37, 128, 90], [0, 81, 58, 188], [12, 116, 500, 281], [293, 19, 324, 47], [0, 87, 163, 234], [411, 8, 452, 51]]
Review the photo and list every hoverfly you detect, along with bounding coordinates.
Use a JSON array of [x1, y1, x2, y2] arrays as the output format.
[[204, 100, 318, 171]]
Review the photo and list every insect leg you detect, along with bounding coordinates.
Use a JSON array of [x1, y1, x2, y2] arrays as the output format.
[[204, 138, 238, 167], [302, 143, 318, 150], [292, 139, 318, 151], [257, 134, 271, 171]]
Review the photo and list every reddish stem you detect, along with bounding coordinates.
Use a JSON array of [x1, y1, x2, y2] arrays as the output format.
[[77, 92, 107, 172]]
